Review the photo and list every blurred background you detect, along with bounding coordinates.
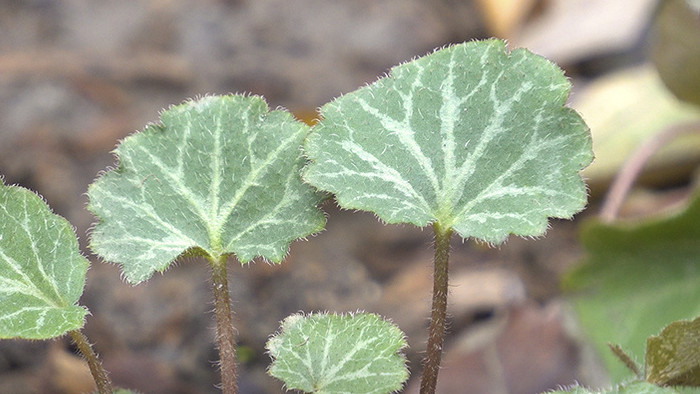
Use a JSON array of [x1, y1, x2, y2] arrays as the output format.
[[1, 0, 699, 393]]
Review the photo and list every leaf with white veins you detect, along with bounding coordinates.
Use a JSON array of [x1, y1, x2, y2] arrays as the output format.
[[303, 39, 592, 243], [0, 179, 88, 339], [88, 95, 325, 283], [267, 312, 408, 394]]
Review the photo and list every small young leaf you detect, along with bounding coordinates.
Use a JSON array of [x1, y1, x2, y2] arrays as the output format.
[[88, 95, 325, 283], [0, 180, 88, 339], [267, 312, 408, 394], [646, 316, 700, 387], [303, 39, 592, 243]]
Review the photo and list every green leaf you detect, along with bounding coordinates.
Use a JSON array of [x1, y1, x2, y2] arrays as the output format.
[[646, 316, 700, 387], [564, 191, 700, 382], [267, 312, 408, 394], [303, 38, 592, 243], [88, 95, 325, 283], [548, 381, 680, 394], [0, 180, 88, 339]]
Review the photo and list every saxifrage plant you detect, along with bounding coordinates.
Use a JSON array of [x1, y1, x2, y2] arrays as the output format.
[[302, 38, 593, 393], [1, 38, 594, 394], [86, 94, 327, 393], [0, 179, 114, 393]]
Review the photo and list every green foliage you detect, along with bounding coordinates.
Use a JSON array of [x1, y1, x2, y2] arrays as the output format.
[[88, 94, 326, 283], [0, 179, 88, 339], [303, 38, 592, 243], [549, 380, 681, 394], [564, 190, 700, 382], [267, 312, 408, 394], [646, 316, 700, 387], [1, 39, 598, 393]]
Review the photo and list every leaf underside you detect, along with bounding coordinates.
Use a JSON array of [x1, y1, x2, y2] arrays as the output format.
[[303, 39, 592, 243], [267, 312, 408, 394], [88, 95, 325, 283], [0, 180, 88, 339]]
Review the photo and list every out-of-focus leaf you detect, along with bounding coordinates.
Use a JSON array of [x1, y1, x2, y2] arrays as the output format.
[[574, 66, 700, 190], [564, 190, 700, 382], [646, 316, 700, 386], [515, 0, 657, 65], [650, 0, 700, 107]]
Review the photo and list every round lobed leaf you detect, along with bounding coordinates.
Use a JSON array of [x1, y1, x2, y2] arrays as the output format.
[[267, 312, 408, 394], [303, 39, 592, 243], [88, 95, 326, 283], [0, 180, 88, 339]]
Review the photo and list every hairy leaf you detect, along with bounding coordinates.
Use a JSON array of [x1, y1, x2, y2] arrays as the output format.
[[0, 180, 88, 339], [646, 316, 700, 387], [303, 39, 592, 243], [549, 381, 679, 393], [88, 95, 325, 283], [267, 313, 408, 394]]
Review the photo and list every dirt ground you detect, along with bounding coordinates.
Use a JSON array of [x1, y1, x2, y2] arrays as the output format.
[[0, 1, 679, 393]]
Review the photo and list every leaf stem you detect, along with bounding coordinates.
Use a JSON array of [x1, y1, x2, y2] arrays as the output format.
[[419, 222, 453, 394], [209, 254, 238, 394], [68, 329, 113, 394]]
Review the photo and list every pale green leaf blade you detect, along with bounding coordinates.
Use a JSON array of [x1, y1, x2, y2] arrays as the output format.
[[0, 180, 88, 339], [267, 312, 408, 394], [88, 95, 325, 283], [646, 316, 700, 387], [303, 39, 592, 243]]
